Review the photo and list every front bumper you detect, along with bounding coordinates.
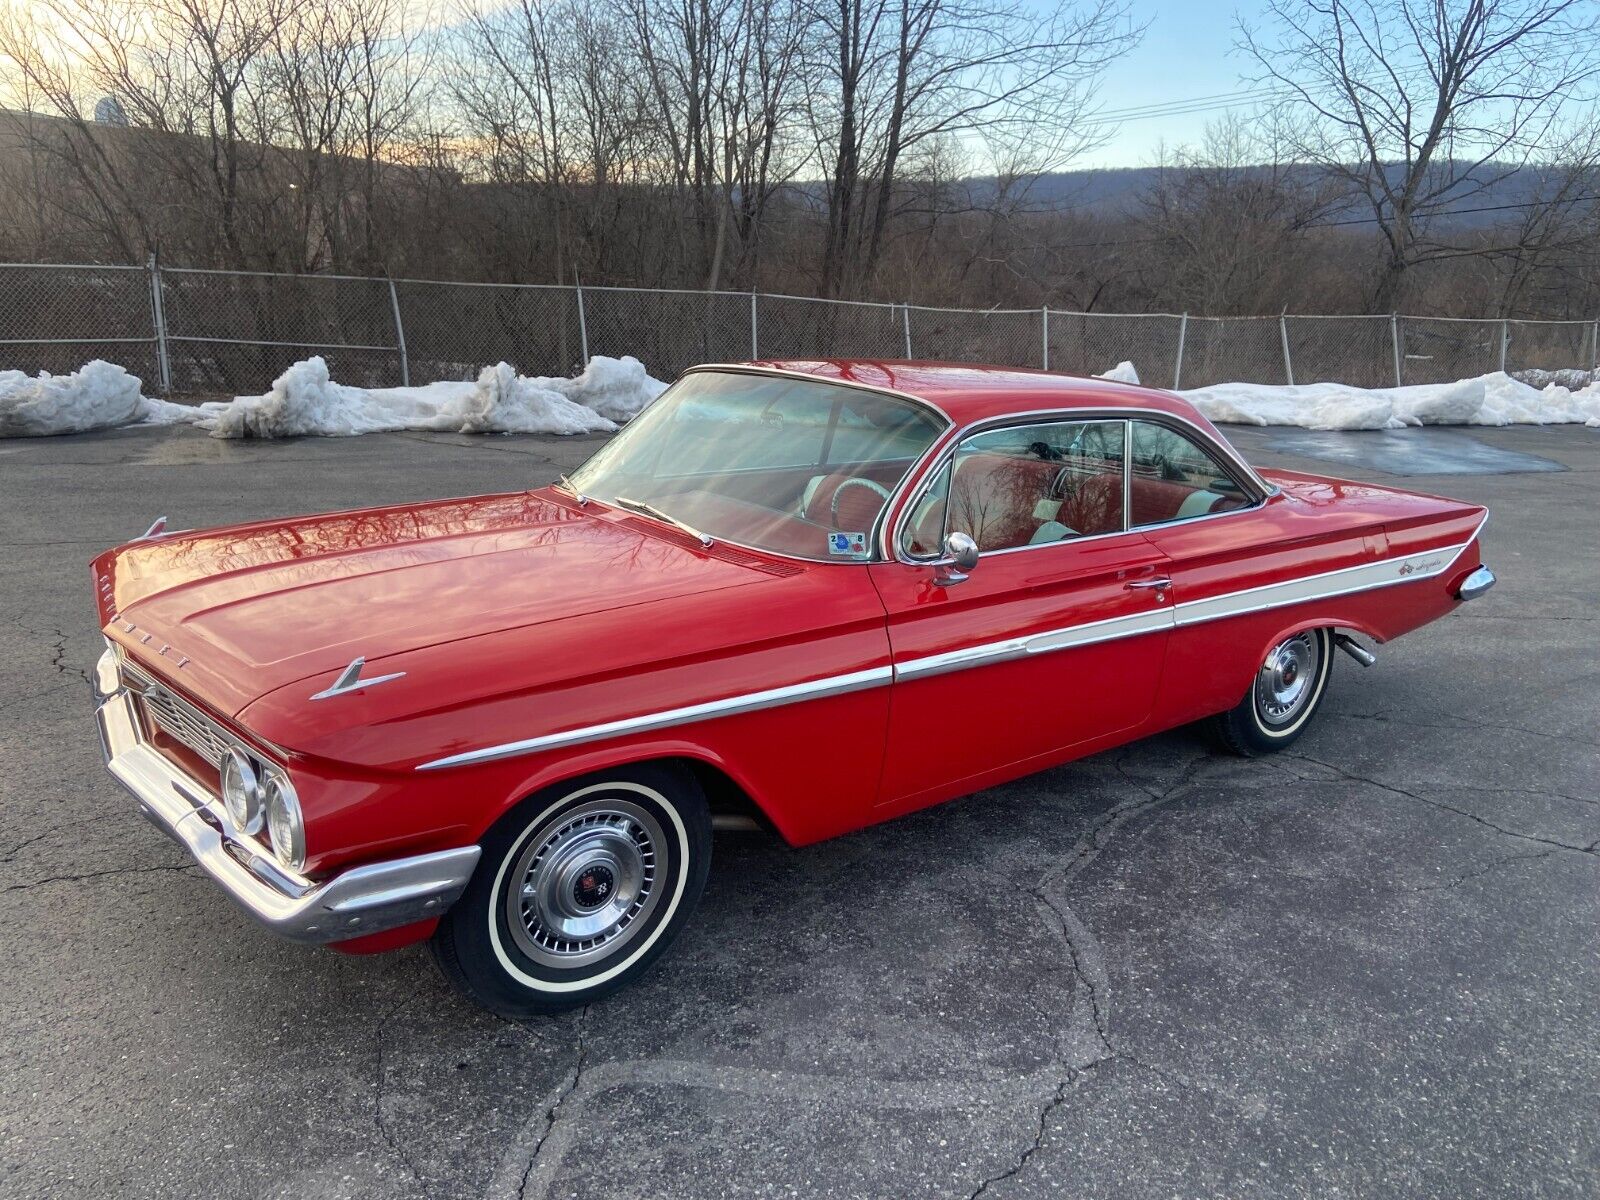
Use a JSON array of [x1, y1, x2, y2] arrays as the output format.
[[95, 678, 480, 945]]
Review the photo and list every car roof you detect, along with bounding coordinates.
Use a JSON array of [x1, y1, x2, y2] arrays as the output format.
[[738, 359, 1204, 428]]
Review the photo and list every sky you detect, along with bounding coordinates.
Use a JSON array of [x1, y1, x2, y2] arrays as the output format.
[[0, 0, 1288, 170], [1078, 0, 1274, 168]]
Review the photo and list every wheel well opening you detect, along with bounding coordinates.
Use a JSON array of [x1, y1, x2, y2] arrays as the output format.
[[669, 757, 776, 836]]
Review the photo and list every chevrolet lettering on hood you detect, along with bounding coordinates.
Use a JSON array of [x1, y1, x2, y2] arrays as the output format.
[[90, 360, 1494, 1018]]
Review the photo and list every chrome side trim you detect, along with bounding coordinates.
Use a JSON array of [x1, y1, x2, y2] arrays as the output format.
[[416, 520, 1486, 772], [1173, 526, 1484, 628], [895, 607, 1174, 681], [97, 690, 479, 943], [416, 666, 894, 771]]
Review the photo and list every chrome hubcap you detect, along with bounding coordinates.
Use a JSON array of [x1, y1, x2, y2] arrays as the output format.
[[504, 801, 664, 968], [1255, 632, 1321, 727]]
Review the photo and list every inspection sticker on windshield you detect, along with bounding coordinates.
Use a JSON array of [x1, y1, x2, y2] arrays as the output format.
[[829, 531, 868, 557]]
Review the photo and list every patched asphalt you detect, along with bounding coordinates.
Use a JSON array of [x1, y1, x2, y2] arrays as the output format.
[[0, 421, 1595, 1199]]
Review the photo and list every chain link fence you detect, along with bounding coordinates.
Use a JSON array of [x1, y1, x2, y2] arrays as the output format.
[[2, 260, 1598, 396]]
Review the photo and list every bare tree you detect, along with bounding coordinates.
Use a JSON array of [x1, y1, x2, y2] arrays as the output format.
[[1132, 114, 1340, 314], [1241, 0, 1600, 311], [802, 0, 1139, 296]]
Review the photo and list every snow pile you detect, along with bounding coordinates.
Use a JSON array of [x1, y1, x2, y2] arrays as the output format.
[[1514, 367, 1595, 391], [0, 361, 202, 437], [443, 362, 618, 435], [200, 354, 665, 439], [559, 355, 670, 422], [1095, 361, 1141, 384], [1178, 372, 1600, 430]]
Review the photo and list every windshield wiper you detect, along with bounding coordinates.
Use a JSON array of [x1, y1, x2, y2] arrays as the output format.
[[612, 495, 714, 547], [552, 474, 588, 505]]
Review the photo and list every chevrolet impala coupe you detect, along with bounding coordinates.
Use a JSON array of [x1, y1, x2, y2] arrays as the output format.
[[92, 361, 1495, 1015]]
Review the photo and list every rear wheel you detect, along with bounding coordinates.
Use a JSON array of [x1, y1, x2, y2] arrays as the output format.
[[432, 763, 711, 1018], [1214, 627, 1334, 757]]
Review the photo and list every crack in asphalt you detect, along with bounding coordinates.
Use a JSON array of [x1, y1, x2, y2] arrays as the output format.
[[0, 685, 73, 716], [0, 832, 50, 863], [7, 617, 94, 691], [516, 1005, 590, 1200], [1284, 752, 1598, 857], [962, 752, 1207, 1200], [1, 861, 196, 894], [373, 999, 428, 1191], [966, 1072, 1076, 1200], [1404, 850, 1557, 892], [1455, 613, 1599, 622], [1331, 707, 1600, 752]]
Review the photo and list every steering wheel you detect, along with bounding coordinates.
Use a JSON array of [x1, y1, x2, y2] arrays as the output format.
[[830, 477, 892, 528]]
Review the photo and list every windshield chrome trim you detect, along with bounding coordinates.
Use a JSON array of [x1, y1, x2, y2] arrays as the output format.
[[881, 406, 1274, 565], [682, 363, 954, 425]]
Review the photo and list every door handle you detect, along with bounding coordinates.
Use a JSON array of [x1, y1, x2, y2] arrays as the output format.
[[1126, 577, 1172, 590]]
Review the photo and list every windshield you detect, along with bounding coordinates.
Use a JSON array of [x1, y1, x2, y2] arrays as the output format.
[[566, 370, 946, 561]]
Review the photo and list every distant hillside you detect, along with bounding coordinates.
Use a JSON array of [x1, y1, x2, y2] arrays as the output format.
[[963, 161, 1562, 228]]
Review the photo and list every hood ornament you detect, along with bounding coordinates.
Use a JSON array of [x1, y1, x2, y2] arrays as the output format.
[[310, 656, 406, 702], [138, 516, 169, 540]]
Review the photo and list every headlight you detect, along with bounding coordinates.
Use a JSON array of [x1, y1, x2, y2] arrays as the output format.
[[264, 773, 306, 871], [221, 749, 263, 834]]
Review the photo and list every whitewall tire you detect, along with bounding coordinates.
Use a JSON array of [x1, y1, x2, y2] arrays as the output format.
[[1214, 627, 1334, 757], [432, 763, 711, 1017]]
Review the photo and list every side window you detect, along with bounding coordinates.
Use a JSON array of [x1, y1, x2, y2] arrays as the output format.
[[1128, 421, 1251, 527], [906, 419, 1126, 556], [900, 461, 951, 558]]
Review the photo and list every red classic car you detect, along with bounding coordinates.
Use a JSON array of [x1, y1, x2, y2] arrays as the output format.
[[92, 361, 1494, 1015]]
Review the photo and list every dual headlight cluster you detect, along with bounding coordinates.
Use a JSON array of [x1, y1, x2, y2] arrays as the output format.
[[221, 748, 305, 872]]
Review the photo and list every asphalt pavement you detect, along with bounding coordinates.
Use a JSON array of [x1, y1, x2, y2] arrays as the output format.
[[0, 419, 1595, 1199]]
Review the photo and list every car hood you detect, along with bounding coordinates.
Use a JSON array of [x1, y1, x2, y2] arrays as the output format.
[[98, 490, 771, 718]]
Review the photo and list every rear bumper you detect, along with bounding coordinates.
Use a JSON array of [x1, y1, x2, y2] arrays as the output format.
[[96, 678, 479, 945], [1457, 564, 1496, 601]]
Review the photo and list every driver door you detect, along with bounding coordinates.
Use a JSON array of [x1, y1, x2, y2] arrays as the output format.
[[868, 417, 1173, 814]]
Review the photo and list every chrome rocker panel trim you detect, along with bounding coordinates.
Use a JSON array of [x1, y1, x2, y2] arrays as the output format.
[[420, 528, 1483, 772], [97, 689, 479, 943]]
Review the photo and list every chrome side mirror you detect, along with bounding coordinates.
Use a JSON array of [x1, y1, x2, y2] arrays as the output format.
[[935, 531, 979, 586], [945, 531, 979, 570]]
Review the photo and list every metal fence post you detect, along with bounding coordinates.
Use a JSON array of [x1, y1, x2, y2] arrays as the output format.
[[750, 292, 758, 360], [575, 282, 589, 364], [1174, 312, 1188, 389], [1499, 319, 1509, 373], [902, 303, 912, 358], [1391, 313, 1402, 386], [1041, 305, 1050, 370], [146, 253, 172, 393], [1592, 318, 1599, 373], [1279, 313, 1294, 385], [387, 278, 409, 387]]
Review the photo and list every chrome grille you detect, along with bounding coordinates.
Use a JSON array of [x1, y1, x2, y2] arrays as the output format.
[[122, 661, 233, 767]]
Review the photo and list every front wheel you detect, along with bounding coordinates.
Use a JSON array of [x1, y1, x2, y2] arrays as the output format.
[[432, 763, 711, 1018], [1214, 627, 1334, 757]]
